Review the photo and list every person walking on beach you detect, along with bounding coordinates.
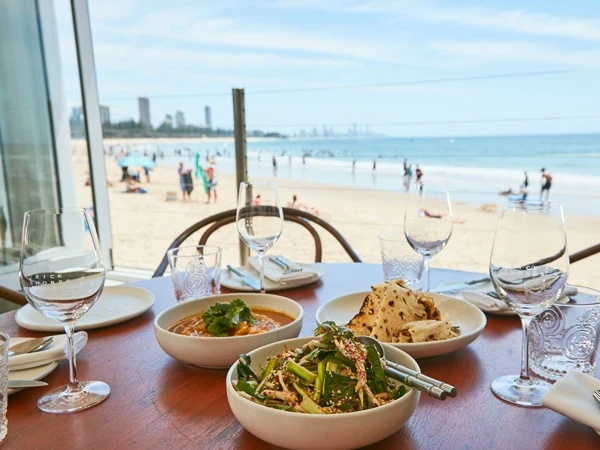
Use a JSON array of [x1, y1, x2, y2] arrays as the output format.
[[205, 157, 218, 204], [540, 168, 552, 201], [403, 159, 412, 192], [521, 171, 529, 200], [415, 165, 423, 193], [178, 162, 193, 201], [272, 155, 278, 176], [372, 160, 376, 171]]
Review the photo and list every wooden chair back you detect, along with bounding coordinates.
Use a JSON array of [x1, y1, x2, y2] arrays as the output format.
[[153, 207, 361, 277]]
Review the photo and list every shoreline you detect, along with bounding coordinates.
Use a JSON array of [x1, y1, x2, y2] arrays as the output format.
[[98, 135, 600, 216], [70, 144, 600, 290]]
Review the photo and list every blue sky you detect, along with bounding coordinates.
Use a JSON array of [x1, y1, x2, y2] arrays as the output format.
[[58, 0, 600, 137]]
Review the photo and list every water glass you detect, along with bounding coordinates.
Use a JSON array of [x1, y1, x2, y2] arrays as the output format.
[[168, 245, 222, 301], [529, 286, 600, 382], [379, 233, 423, 287], [0, 333, 7, 444]]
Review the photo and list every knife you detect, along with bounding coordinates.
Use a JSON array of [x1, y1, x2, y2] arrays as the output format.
[[432, 277, 491, 294], [226, 265, 260, 291], [8, 380, 48, 389]]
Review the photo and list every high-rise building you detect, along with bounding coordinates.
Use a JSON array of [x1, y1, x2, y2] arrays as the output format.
[[99, 105, 110, 125], [204, 105, 212, 129], [138, 97, 151, 127], [175, 110, 185, 128]]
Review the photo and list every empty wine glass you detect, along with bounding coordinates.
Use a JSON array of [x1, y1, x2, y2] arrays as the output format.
[[19, 207, 110, 413], [236, 181, 284, 293], [489, 202, 569, 407], [403, 188, 453, 291]]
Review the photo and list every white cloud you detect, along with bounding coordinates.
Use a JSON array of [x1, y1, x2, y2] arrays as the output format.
[[277, 0, 600, 41], [432, 40, 600, 67], [109, 7, 403, 63], [93, 42, 362, 74]]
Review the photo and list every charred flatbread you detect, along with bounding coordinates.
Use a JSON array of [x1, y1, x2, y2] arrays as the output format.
[[346, 278, 456, 343]]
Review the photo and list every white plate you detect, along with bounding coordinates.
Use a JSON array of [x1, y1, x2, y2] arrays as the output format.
[[15, 285, 155, 332], [316, 291, 487, 359], [8, 361, 59, 395], [221, 264, 324, 292]]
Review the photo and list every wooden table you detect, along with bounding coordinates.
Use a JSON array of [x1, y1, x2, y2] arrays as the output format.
[[1, 264, 597, 449]]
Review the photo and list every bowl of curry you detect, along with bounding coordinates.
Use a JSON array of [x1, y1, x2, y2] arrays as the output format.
[[154, 293, 303, 368]]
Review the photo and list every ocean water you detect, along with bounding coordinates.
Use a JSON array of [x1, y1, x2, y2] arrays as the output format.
[[123, 134, 600, 216]]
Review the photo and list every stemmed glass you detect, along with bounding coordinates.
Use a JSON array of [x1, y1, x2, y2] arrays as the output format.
[[403, 188, 453, 291], [19, 208, 110, 413], [236, 181, 284, 293], [489, 202, 568, 407]]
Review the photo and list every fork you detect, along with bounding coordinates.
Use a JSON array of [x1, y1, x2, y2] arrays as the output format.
[[269, 256, 303, 273], [593, 389, 600, 405]]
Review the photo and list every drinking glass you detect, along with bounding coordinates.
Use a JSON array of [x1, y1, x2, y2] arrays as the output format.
[[489, 202, 569, 407], [20, 208, 110, 413], [379, 233, 423, 287], [403, 189, 453, 291], [236, 181, 284, 293]]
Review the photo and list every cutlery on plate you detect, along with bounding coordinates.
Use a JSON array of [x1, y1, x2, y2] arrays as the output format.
[[269, 256, 303, 273], [593, 389, 600, 405], [432, 277, 490, 294], [8, 336, 54, 357], [226, 265, 260, 291], [357, 336, 456, 400], [8, 380, 48, 389]]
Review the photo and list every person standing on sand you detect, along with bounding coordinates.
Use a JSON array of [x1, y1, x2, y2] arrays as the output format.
[[415, 165, 423, 193], [372, 160, 376, 171], [403, 159, 412, 192], [521, 171, 529, 200], [272, 155, 278, 176], [540, 168, 552, 201], [205, 157, 218, 204], [178, 162, 193, 201]]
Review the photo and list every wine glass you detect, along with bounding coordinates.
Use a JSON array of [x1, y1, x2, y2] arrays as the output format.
[[403, 188, 453, 291], [19, 207, 110, 413], [236, 181, 284, 293], [489, 202, 568, 407]]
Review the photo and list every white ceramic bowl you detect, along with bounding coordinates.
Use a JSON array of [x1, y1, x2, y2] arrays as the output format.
[[316, 291, 487, 359], [154, 293, 303, 369], [226, 337, 421, 449]]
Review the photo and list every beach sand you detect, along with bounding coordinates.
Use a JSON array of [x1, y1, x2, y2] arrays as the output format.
[[73, 139, 600, 290]]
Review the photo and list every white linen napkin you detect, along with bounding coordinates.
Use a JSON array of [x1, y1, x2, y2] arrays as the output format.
[[461, 289, 512, 313], [248, 256, 319, 286], [542, 369, 600, 433], [460, 285, 577, 315], [8, 331, 88, 371]]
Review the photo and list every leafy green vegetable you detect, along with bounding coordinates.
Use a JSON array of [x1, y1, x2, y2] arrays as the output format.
[[233, 322, 408, 414], [365, 345, 388, 394], [321, 371, 361, 412], [391, 385, 407, 400], [237, 354, 259, 380], [286, 360, 317, 383], [203, 298, 255, 336]]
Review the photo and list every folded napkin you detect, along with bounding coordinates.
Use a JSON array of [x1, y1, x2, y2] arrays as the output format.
[[248, 256, 319, 286], [461, 289, 512, 314], [459, 284, 577, 315], [542, 370, 600, 433], [8, 332, 88, 371]]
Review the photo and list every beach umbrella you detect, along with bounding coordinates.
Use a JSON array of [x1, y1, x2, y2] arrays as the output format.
[[117, 155, 156, 168]]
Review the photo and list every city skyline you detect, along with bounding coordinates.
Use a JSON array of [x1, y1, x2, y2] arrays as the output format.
[[55, 1, 600, 137]]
